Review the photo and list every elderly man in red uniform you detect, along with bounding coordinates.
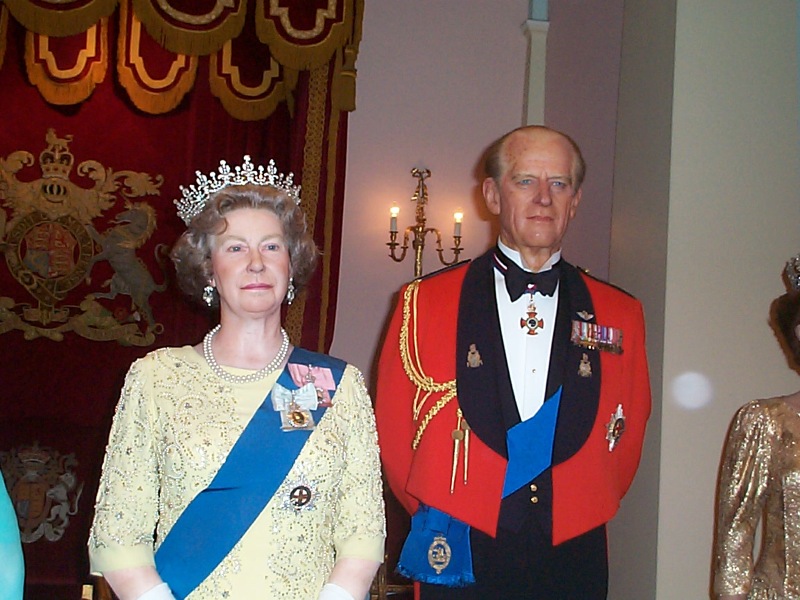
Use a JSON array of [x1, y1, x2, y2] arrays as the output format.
[[375, 125, 651, 599]]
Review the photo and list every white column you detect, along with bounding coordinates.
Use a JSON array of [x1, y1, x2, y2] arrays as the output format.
[[522, 19, 548, 126]]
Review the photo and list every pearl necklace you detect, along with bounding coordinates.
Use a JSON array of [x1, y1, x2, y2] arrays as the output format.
[[203, 324, 290, 384]]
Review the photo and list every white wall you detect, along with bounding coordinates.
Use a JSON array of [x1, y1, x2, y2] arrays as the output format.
[[333, 0, 529, 379], [656, 2, 800, 597]]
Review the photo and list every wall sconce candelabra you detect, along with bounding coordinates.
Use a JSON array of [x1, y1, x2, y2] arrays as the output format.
[[387, 168, 464, 278]]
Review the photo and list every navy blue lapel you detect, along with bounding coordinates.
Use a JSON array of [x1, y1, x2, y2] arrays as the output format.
[[455, 254, 601, 466], [456, 249, 511, 459], [550, 263, 601, 464]]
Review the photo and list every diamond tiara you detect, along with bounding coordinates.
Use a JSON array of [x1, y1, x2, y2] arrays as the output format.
[[174, 155, 301, 225], [786, 253, 800, 291]]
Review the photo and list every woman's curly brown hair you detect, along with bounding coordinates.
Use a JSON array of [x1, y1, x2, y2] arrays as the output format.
[[771, 291, 800, 367], [170, 184, 318, 307]]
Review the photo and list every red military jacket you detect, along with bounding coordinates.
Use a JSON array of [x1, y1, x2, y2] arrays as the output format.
[[376, 251, 651, 545]]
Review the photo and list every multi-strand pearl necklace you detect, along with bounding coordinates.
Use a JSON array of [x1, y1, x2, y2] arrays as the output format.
[[203, 324, 290, 384]]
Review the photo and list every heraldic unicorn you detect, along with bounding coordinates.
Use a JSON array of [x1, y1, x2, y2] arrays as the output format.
[[0, 129, 166, 346]]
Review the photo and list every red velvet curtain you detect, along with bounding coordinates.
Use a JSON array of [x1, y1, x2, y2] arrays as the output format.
[[0, 2, 361, 597]]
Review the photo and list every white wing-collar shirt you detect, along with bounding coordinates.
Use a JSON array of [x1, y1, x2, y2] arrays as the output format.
[[493, 239, 560, 421]]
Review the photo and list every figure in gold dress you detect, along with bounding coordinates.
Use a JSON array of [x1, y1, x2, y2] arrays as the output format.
[[713, 254, 800, 600]]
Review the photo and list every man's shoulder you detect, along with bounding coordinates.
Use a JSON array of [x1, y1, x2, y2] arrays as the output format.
[[412, 259, 472, 288], [571, 264, 638, 302]]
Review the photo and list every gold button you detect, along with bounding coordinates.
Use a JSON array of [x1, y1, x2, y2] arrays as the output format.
[[530, 496, 539, 504], [529, 483, 538, 492]]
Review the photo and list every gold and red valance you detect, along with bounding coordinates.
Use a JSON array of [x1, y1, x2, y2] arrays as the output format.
[[0, 0, 362, 120]]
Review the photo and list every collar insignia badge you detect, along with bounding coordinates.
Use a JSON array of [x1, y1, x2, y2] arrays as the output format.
[[605, 404, 626, 451], [466, 343, 483, 368], [578, 353, 592, 378]]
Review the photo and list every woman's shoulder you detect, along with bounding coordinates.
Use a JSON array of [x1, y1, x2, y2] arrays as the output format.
[[128, 345, 202, 373], [732, 396, 798, 432]]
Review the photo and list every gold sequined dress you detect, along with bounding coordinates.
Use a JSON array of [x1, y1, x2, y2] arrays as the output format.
[[713, 397, 800, 599], [88, 346, 385, 600]]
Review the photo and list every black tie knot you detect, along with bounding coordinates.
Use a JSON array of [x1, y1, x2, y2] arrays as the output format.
[[493, 249, 560, 301]]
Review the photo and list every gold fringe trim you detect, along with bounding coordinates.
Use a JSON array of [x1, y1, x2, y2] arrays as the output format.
[[254, 0, 353, 71], [117, 0, 197, 115], [208, 47, 298, 122], [131, 0, 246, 56], [5, 0, 117, 38], [25, 20, 109, 106], [0, 6, 8, 71]]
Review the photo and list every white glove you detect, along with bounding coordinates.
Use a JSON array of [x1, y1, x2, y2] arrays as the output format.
[[137, 583, 177, 600], [318, 582, 356, 600]]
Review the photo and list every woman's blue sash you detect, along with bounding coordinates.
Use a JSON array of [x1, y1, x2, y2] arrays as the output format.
[[155, 348, 345, 599]]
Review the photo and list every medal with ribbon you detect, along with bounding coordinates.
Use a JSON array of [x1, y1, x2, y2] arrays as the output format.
[[272, 382, 319, 430]]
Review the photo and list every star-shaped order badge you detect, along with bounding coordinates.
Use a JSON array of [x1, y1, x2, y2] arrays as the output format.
[[282, 476, 318, 512], [605, 404, 626, 451]]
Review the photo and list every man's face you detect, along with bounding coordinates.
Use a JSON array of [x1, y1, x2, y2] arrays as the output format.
[[483, 130, 582, 270]]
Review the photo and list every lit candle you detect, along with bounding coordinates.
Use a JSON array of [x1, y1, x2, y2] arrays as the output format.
[[453, 210, 463, 237], [390, 205, 399, 233]]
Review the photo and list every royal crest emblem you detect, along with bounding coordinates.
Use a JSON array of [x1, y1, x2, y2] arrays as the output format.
[[0, 129, 165, 345], [0, 442, 84, 543]]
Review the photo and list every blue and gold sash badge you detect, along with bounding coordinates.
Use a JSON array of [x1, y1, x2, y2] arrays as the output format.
[[428, 534, 452, 574]]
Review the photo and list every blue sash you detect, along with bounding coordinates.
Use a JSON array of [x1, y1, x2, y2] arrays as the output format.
[[155, 348, 345, 599], [398, 505, 474, 587], [397, 388, 561, 588], [502, 386, 561, 497]]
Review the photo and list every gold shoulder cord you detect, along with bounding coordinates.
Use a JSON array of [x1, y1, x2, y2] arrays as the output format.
[[399, 281, 458, 451]]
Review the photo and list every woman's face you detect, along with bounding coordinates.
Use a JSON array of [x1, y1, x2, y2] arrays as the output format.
[[210, 207, 290, 320]]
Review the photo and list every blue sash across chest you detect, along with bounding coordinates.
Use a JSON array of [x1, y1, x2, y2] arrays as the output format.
[[155, 347, 346, 599]]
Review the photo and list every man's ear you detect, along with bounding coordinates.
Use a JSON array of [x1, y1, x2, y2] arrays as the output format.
[[483, 177, 501, 216], [569, 188, 583, 218]]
